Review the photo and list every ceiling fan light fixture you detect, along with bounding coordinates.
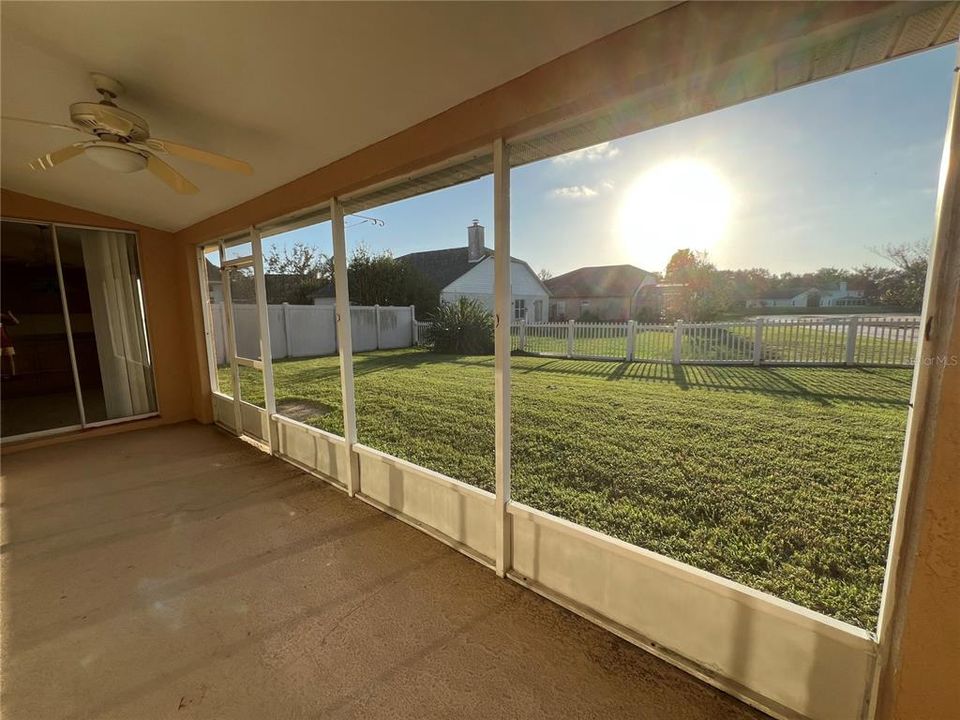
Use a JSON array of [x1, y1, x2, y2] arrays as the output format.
[[84, 143, 147, 173], [10, 73, 253, 192]]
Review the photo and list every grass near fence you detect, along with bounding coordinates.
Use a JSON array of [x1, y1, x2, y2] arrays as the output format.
[[223, 348, 912, 629], [512, 318, 919, 365], [515, 326, 681, 361]]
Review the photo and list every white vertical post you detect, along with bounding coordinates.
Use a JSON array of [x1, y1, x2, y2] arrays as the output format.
[[50, 225, 87, 428], [626, 320, 636, 362], [332, 198, 359, 496], [281, 302, 292, 358], [409, 305, 416, 346], [251, 228, 278, 452], [493, 138, 512, 578], [196, 248, 222, 394], [845, 316, 859, 366], [519, 318, 527, 352], [673, 319, 683, 365], [567, 319, 575, 358], [374, 304, 382, 350], [218, 244, 243, 435], [753, 317, 764, 366]]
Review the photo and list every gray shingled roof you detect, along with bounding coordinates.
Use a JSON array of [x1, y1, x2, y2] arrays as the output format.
[[545, 264, 652, 298], [396, 246, 493, 291]]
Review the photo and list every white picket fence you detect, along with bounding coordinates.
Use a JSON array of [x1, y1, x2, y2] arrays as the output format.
[[212, 303, 417, 363], [496, 316, 921, 367], [413, 315, 920, 367]]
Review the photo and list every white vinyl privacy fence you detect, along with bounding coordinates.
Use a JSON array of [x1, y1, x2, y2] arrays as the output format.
[[496, 316, 921, 367], [211, 303, 416, 363]]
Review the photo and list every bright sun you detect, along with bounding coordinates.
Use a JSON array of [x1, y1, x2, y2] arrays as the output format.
[[617, 158, 734, 271]]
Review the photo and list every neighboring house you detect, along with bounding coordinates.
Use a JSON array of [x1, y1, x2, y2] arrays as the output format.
[[397, 220, 549, 321], [545, 264, 657, 321], [747, 281, 866, 309]]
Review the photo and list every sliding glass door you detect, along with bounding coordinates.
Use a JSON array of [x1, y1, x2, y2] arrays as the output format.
[[0, 219, 157, 440], [0, 221, 82, 436]]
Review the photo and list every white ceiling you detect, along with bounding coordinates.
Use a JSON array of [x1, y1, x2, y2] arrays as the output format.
[[1, 1, 671, 231]]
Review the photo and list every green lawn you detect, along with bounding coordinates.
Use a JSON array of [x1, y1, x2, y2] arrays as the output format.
[[223, 348, 912, 629]]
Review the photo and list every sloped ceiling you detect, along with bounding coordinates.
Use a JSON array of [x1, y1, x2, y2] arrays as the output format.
[[0, 1, 672, 231]]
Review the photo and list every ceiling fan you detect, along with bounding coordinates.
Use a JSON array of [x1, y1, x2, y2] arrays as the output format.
[[2, 73, 253, 194]]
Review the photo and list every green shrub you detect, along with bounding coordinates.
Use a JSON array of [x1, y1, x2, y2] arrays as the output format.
[[424, 298, 494, 354]]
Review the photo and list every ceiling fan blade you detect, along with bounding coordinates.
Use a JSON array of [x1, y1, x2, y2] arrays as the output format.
[[3, 116, 85, 134], [146, 154, 199, 194], [144, 138, 253, 175], [28, 144, 86, 171]]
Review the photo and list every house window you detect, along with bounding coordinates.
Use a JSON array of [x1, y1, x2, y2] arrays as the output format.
[[580, 300, 590, 315], [513, 298, 526, 320], [533, 300, 543, 322]]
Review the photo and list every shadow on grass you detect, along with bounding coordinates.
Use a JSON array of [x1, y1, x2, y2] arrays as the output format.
[[269, 349, 912, 409], [516, 358, 909, 407]]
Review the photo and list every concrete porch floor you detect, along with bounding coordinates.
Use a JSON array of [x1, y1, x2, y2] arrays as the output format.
[[1, 422, 766, 720]]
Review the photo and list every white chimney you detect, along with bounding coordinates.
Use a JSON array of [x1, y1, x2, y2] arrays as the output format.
[[467, 219, 485, 262]]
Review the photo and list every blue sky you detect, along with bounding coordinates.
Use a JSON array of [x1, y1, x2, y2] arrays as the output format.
[[267, 45, 956, 276]]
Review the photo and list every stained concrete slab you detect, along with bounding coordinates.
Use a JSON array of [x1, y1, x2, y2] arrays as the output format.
[[1, 422, 768, 719]]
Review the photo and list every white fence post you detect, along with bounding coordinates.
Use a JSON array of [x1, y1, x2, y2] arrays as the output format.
[[846, 316, 859, 366], [374, 304, 382, 350], [673, 320, 683, 365], [519, 318, 527, 352], [281, 302, 292, 359], [567, 319, 575, 358], [410, 305, 416, 345], [626, 320, 636, 362], [753, 317, 763, 366]]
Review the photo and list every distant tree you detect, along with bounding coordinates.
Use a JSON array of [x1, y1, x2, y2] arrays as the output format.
[[664, 249, 705, 282], [665, 249, 732, 320], [259, 241, 333, 304], [538, 268, 553, 282], [265, 241, 331, 280], [854, 241, 929, 310], [877, 242, 929, 310], [347, 245, 439, 315]]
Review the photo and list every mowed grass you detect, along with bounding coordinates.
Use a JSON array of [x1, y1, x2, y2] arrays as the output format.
[[224, 348, 912, 629]]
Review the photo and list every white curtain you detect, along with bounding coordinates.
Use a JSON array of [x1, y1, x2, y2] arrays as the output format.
[[80, 230, 156, 419]]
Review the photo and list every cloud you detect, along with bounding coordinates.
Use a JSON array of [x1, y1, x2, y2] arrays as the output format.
[[552, 142, 620, 164], [551, 180, 614, 200], [551, 185, 598, 199]]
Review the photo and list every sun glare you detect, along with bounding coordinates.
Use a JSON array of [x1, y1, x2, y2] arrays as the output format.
[[617, 158, 734, 271]]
